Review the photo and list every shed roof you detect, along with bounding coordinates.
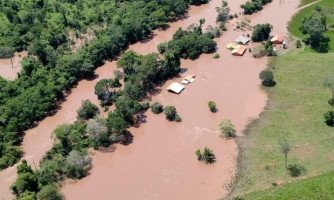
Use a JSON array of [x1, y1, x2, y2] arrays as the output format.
[[234, 36, 250, 45], [167, 82, 185, 94], [231, 45, 246, 56], [271, 35, 284, 44]]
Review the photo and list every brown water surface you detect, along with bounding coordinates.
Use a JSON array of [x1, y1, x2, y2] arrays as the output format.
[[0, 0, 299, 199]]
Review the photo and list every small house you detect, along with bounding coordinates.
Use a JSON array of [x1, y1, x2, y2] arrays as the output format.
[[231, 45, 246, 56], [271, 35, 284, 44], [167, 82, 185, 94], [234, 36, 250, 45]]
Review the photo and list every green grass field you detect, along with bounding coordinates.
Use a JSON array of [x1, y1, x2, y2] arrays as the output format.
[[299, 0, 319, 7], [242, 171, 334, 200], [288, 0, 334, 52], [231, 51, 334, 196]]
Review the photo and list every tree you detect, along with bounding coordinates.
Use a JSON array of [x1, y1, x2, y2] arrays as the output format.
[[208, 101, 217, 112], [324, 111, 334, 127], [107, 112, 129, 135], [37, 184, 62, 200], [251, 24, 273, 42], [151, 102, 164, 114], [195, 147, 216, 164], [259, 70, 275, 87], [164, 106, 177, 121], [115, 96, 142, 123], [86, 118, 110, 149], [77, 100, 99, 120], [94, 78, 121, 105], [0, 46, 14, 59], [11, 161, 38, 196], [300, 11, 329, 52], [219, 119, 236, 138], [279, 139, 290, 169], [64, 150, 92, 179]]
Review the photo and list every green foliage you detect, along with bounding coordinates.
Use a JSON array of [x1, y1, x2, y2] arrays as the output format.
[[241, 0, 272, 15], [0, 46, 14, 59], [37, 184, 62, 200], [219, 119, 236, 138], [164, 106, 178, 121], [251, 23, 273, 42], [86, 118, 110, 149], [11, 160, 38, 196], [195, 147, 216, 164], [208, 101, 217, 112], [324, 111, 334, 126], [300, 8, 329, 52], [259, 69, 275, 87], [77, 100, 99, 120], [158, 24, 217, 60], [64, 150, 92, 179], [287, 163, 306, 177], [151, 102, 164, 114], [94, 78, 121, 105]]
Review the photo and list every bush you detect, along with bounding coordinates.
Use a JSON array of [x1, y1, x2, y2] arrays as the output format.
[[77, 100, 99, 120], [296, 40, 302, 48], [212, 53, 220, 59], [37, 184, 62, 200], [0, 46, 14, 59], [195, 147, 216, 164], [324, 111, 334, 126], [164, 106, 177, 121], [140, 101, 150, 111], [287, 163, 306, 177], [64, 150, 92, 179], [151, 102, 163, 114], [219, 119, 236, 138], [208, 101, 217, 112], [259, 69, 275, 87], [175, 114, 182, 122], [251, 24, 273, 42]]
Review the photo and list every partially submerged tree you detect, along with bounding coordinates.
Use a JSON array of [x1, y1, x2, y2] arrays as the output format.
[[219, 119, 236, 138], [251, 23, 273, 42], [77, 100, 99, 120], [164, 106, 177, 121], [208, 101, 217, 112], [259, 69, 275, 87], [64, 150, 92, 179], [151, 102, 164, 114], [195, 147, 216, 164]]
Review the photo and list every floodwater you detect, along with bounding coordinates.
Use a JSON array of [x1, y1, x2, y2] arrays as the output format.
[[0, 0, 299, 199], [0, 52, 27, 80]]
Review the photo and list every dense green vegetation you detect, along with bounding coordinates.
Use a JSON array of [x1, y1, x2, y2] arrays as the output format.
[[0, 0, 211, 170], [288, 0, 334, 52], [251, 24, 272, 42], [232, 52, 334, 196], [241, 171, 334, 200], [195, 147, 216, 164], [241, 0, 272, 15]]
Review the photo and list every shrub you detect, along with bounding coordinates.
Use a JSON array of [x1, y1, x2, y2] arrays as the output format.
[[37, 184, 62, 200], [0, 46, 14, 59], [251, 24, 273, 42], [195, 147, 216, 164], [296, 40, 302, 48], [151, 102, 163, 114], [212, 53, 220, 59], [208, 101, 217, 112], [259, 69, 275, 87], [175, 114, 182, 122], [219, 119, 236, 138], [140, 100, 150, 111], [164, 106, 177, 121], [324, 111, 334, 126], [64, 150, 92, 179], [77, 100, 99, 120], [287, 163, 306, 177]]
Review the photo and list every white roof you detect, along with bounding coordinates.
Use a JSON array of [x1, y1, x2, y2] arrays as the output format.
[[234, 36, 250, 45], [167, 82, 185, 94]]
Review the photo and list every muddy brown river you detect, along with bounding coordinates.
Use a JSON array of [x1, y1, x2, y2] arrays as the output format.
[[0, 0, 299, 199]]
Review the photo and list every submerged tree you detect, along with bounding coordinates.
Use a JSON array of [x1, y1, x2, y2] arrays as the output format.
[[195, 147, 216, 164], [219, 119, 236, 138]]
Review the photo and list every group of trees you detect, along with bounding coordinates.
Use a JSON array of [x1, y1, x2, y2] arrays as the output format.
[[158, 23, 217, 60], [300, 6, 330, 53], [251, 23, 273, 42], [241, 0, 272, 15], [0, 0, 211, 170]]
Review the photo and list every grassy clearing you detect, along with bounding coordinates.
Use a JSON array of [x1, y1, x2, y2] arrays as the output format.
[[231, 51, 334, 196], [288, 0, 334, 52], [242, 171, 334, 199]]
